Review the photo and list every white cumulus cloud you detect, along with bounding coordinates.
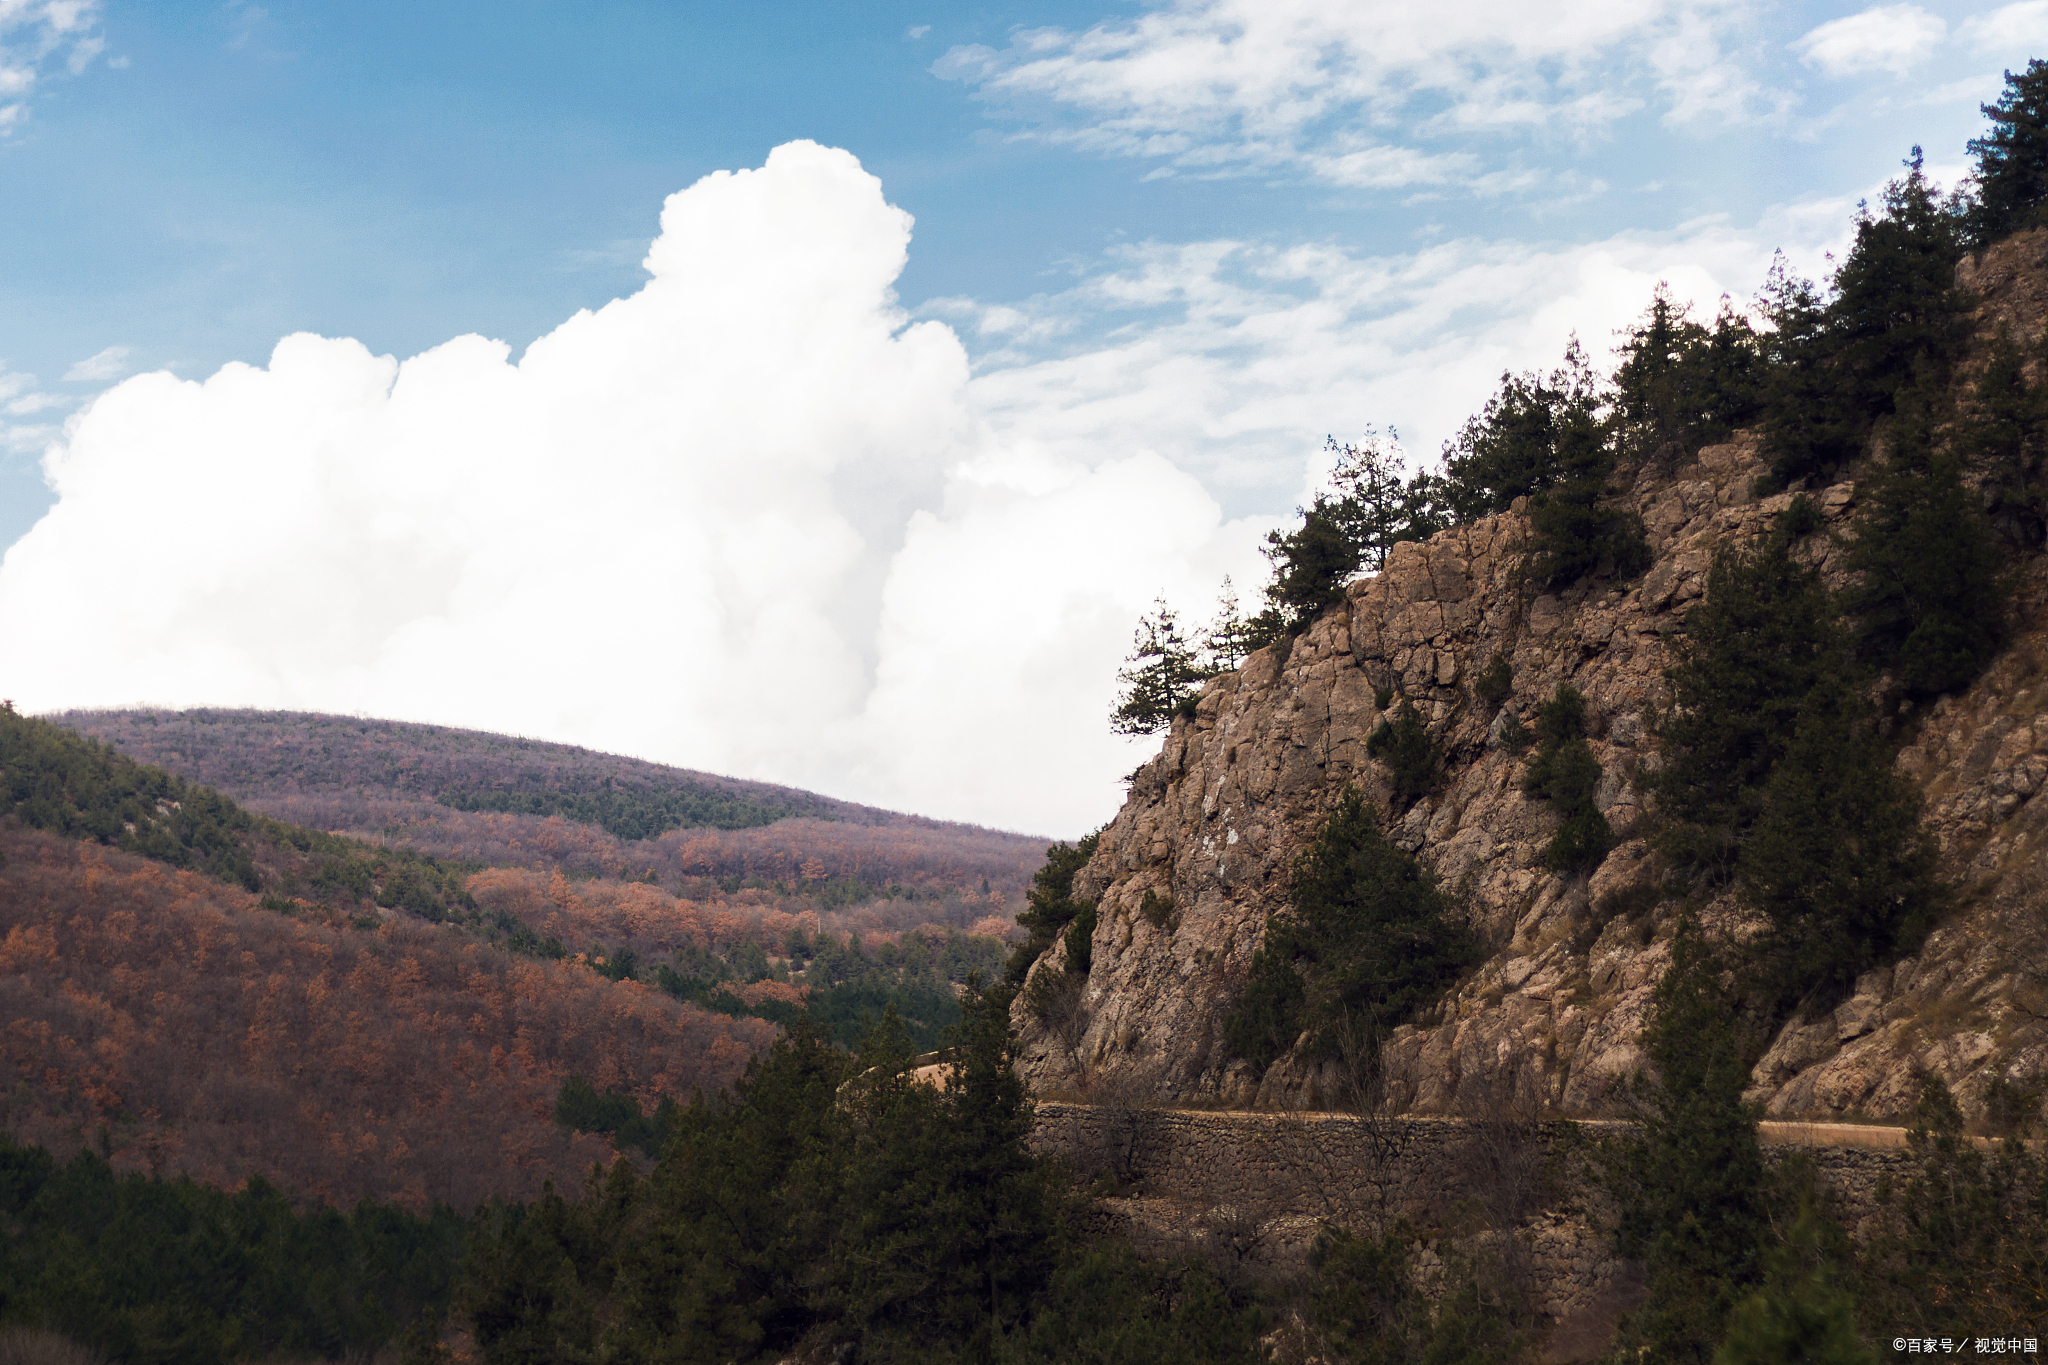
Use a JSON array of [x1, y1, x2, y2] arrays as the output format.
[[0, 142, 1265, 836], [1793, 4, 1947, 77], [0, 140, 1873, 835]]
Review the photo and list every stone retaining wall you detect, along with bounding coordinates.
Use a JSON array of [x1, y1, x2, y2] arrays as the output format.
[[1029, 1103, 1919, 1323]]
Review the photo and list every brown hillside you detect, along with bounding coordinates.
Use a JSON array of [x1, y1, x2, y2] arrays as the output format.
[[0, 824, 773, 1210], [50, 708, 1046, 918]]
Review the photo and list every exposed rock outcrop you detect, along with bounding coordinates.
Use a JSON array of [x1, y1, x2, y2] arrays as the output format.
[[1014, 237, 2048, 1122]]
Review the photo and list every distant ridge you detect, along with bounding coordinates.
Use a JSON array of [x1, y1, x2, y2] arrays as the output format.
[[48, 706, 1048, 903], [48, 707, 1031, 836]]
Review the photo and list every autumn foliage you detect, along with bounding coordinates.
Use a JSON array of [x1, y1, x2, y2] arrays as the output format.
[[0, 825, 773, 1211]]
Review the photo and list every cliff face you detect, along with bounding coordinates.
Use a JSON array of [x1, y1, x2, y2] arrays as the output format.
[[1013, 236, 2048, 1121]]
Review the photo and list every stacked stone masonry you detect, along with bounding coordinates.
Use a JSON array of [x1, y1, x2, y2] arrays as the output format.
[[1030, 1104, 1918, 1325]]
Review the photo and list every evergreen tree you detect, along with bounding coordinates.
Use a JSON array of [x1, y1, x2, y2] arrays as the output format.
[[1736, 669, 1942, 1007], [1842, 395, 2005, 698], [1365, 697, 1441, 811], [1654, 503, 1942, 1010], [1202, 576, 1259, 671], [1713, 1206, 1877, 1365], [1654, 507, 1843, 883], [1260, 496, 1361, 631], [1225, 789, 1476, 1076], [1967, 59, 2048, 246], [1828, 149, 1972, 421], [1110, 599, 1207, 736], [1607, 924, 1771, 1364], [1521, 685, 1614, 873], [1439, 340, 1603, 520], [1322, 429, 1450, 572], [998, 1243, 1267, 1364], [1440, 337, 1650, 584], [1957, 324, 2048, 547], [1856, 1074, 2048, 1335], [1005, 834, 1101, 986], [1758, 256, 1863, 489], [1613, 288, 1764, 464]]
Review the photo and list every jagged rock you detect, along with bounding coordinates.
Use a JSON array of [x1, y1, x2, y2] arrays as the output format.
[[1014, 232, 2048, 1122]]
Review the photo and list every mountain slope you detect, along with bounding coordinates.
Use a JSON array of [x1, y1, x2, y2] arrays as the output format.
[[50, 707, 1046, 912], [0, 707, 1025, 1206], [1012, 231, 2048, 1122]]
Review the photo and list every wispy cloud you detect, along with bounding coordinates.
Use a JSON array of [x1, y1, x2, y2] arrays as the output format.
[[934, 0, 1780, 190], [1960, 0, 2048, 53], [62, 344, 129, 382], [1793, 4, 1947, 78], [0, 0, 104, 134], [946, 188, 1857, 508]]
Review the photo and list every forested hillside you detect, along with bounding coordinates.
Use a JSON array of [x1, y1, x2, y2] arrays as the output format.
[[0, 702, 1028, 1199], [52, 707, 1042, 921]]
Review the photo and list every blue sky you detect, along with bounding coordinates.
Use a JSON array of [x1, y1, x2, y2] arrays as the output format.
[[2, 0, 2044, 832]]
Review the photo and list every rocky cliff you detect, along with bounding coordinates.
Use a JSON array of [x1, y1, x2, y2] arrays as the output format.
[[1013, 235, 2048, 1122]]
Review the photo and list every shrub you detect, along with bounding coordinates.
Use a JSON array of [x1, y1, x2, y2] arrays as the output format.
[[1522, 686, 1614, 874], [1473, 653, 1513, 709], [1366, 698, 1441, 811]]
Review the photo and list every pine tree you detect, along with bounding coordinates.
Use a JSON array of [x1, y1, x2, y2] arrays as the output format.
[[1202, 576, 1259, 671], [1521, 685, 1614, 873], [1967, 59, 2048, 246], [1758, 255, 1863, 489], [1260, 497, 1360, 630], [1322, 429, 1449, 572], [1843, 392, 2006, 698], [1654, 502, 1944, 1009], [1613, 288, 1764, 465], [1736, 669, 1942, 1006], [1005, 835, 1100, 986], [1713, 1206, 1877, 1365], [1224, 789, 1475, 1076], [1608, 923, 1771, 1363], [1364, 697, 1441, 811], [1109, 599, 1207, 736], [1653, 507, 1843, 882], [1957, 324, 2048, 547], [1440, 339, 1604, 521], [1829, 148, 1972, 420]]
